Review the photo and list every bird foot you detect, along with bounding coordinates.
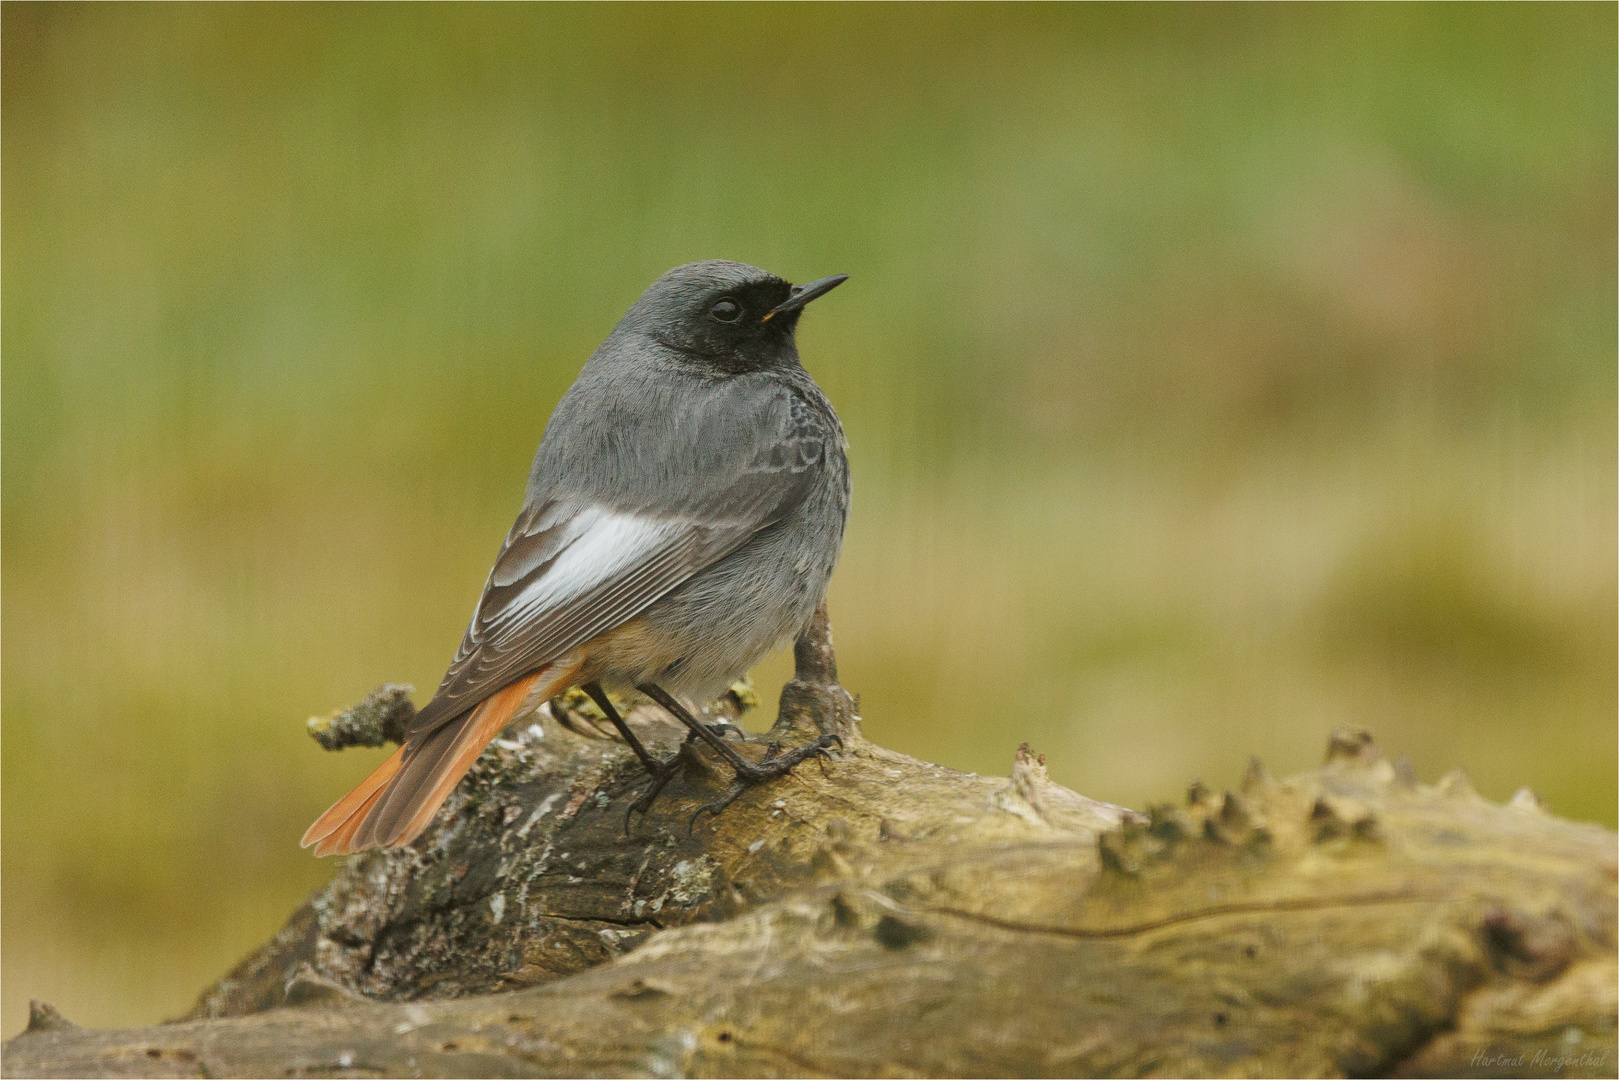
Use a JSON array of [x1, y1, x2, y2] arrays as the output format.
[[619, 725, 741, 832], [688, 734, 842, 830], [623, 753, 682, 833]]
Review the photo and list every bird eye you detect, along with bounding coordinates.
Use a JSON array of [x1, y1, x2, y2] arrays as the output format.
[[709, 298, 742, 323]]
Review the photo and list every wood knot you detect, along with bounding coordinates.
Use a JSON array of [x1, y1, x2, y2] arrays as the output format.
[[878, 817, 911, 841], [307, 683, 416, 750], [1148, 803, 1191, 843], [610, 977, 674, 1001], [829, 891, 864, 929], [1240, 757, 1274, 794], [1309, 795, 1380, 843], [1205, 791, 1270, 847], [25, 1000, 75, 1034], [1507, 787, 1548, 814], [1436, 768, 1480, 800], [1007, 743, 1050, 821], [813, 820, 859, 881], [1324, 729, 1379, 766], [1482, 906, 1575, 983], [873, 914, 931, 950], [1101, 816, 1176, 875], [810, 846, 857, 882], [774, 605, 860, 742], [1099, 828, 1142, 876]]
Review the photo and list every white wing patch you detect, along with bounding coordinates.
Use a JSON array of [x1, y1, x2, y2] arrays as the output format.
[[477, 506, 687, 651]]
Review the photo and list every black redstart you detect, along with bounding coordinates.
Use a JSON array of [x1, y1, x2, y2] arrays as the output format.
[[304, 261, 850, 855]]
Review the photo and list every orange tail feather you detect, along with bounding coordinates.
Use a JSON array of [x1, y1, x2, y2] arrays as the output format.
[[386, 675, 542, 849], [313, 779, 390, 857], [302, 660, 579, 857], [301, 745, 404, 848]]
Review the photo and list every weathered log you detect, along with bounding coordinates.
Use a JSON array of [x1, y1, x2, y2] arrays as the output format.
[[4, 608, 1615, 1078]]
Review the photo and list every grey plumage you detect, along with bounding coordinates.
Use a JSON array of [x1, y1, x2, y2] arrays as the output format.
[[332, 260, 850, 852]]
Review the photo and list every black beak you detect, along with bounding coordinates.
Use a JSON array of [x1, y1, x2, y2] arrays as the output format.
[[763, 274, 849, 321]]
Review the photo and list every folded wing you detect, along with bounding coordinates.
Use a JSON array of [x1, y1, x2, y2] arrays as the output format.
[[405, 379, 830, 743]]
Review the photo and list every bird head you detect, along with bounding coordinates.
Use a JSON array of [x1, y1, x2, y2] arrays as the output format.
[[617, 260, 847, 373]]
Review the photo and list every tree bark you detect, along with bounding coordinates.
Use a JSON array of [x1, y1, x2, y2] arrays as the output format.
[[5, 608, 1615, 1078]]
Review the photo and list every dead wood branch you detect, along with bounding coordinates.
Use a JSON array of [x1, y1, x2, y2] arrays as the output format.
[[5, 608, 1614, 1078]]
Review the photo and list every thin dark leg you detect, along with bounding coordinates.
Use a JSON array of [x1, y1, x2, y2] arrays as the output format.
[[581, 683, 664, 773], [637, 682, 842, 828], [581, 682, 680, 829]]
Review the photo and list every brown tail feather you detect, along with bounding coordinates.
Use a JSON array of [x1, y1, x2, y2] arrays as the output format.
[[304, 661, 578, 857]]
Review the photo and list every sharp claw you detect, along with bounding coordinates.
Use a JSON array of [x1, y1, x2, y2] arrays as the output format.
[[621, 756, 680, 835], [689, 781, 747, 832], [624, 791, 658, 835], [811, 735, 840, 776], [624, 778, 663, 833]]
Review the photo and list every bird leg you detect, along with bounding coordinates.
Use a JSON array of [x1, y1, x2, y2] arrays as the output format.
[[580, 683, 683, 830], [636, 682, 841, 828]]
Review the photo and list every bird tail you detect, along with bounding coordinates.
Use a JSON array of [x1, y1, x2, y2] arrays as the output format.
[[301, 663, 577, 856]]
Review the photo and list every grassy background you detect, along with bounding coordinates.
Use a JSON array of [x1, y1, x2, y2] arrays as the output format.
[[3, 4, 1613, 1036]]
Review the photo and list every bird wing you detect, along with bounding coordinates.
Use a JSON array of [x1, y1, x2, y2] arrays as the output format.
[[404, 380, 829, 739]]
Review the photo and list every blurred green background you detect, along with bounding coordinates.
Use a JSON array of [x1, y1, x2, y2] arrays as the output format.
[[3, 3, 1614, 1037]]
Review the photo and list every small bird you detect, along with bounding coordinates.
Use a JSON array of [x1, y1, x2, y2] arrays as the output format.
[[303, 261, 850, 855]]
